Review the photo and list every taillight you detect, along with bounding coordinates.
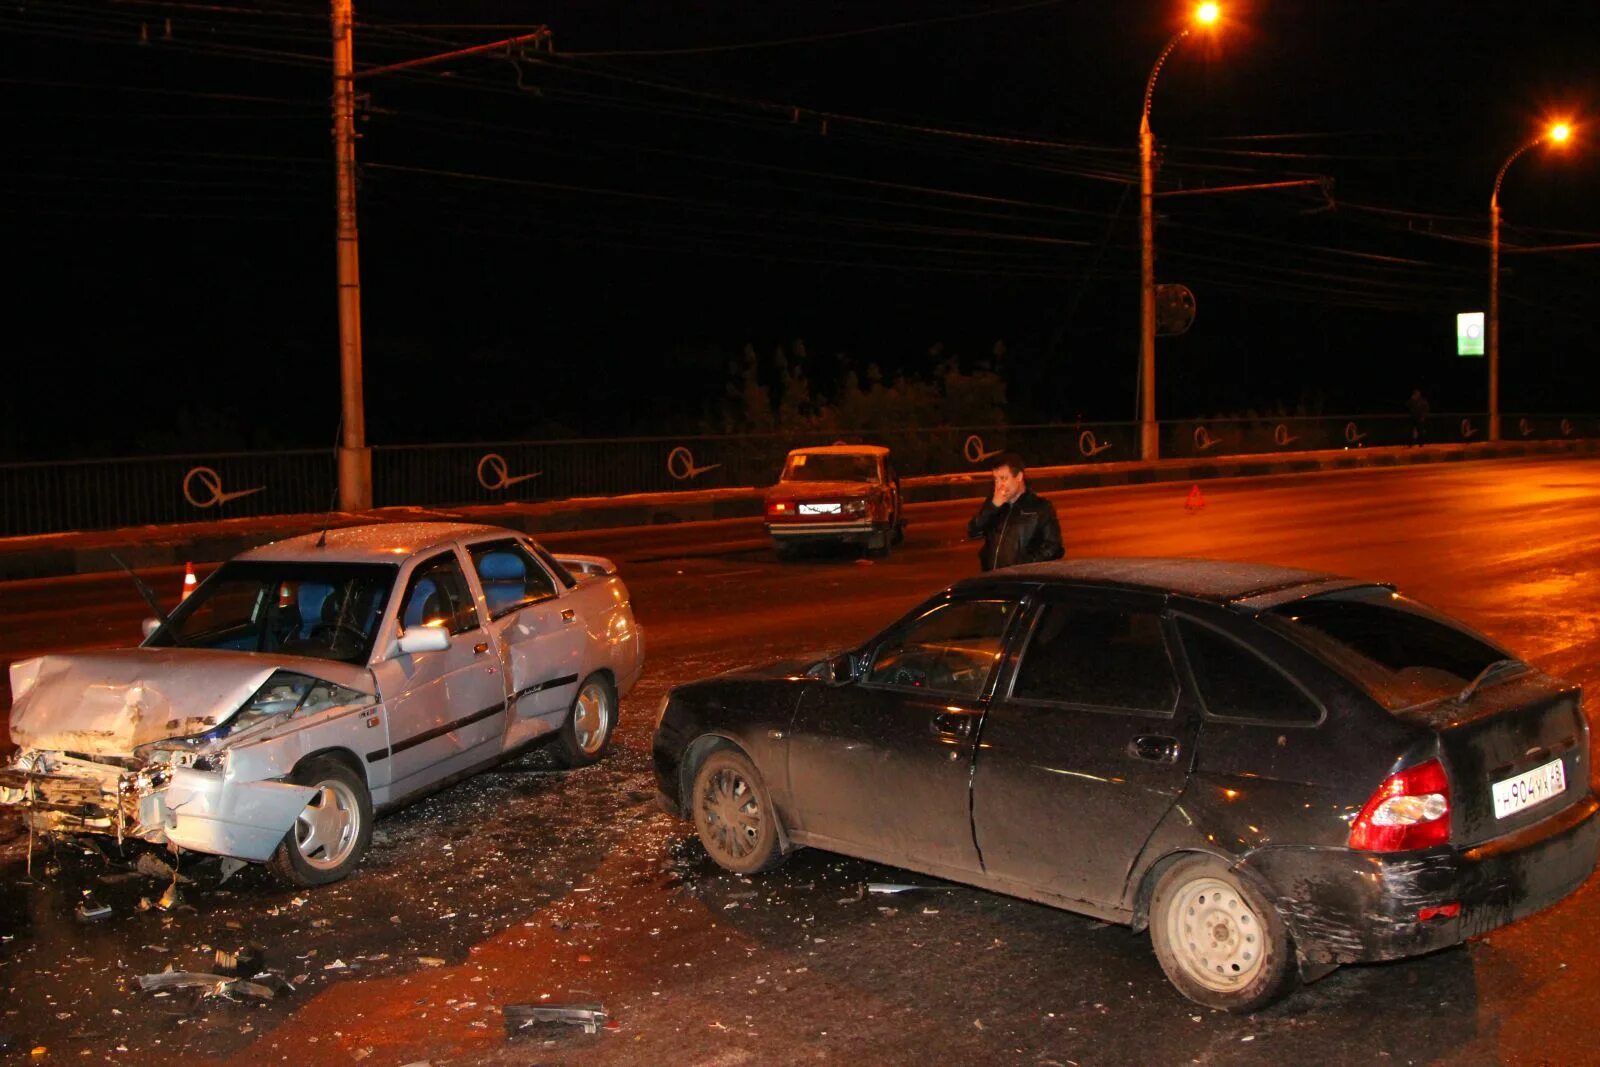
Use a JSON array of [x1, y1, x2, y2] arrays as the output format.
[[1348, 758, 1451, 852], [766, 500, 793, 517]]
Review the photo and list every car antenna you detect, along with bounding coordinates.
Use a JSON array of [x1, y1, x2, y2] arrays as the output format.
[[315, 416, 343, 549], [109, 552, 170, 627]]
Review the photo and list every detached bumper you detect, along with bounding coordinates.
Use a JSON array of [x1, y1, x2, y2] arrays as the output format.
[[1242, 793, 1600, 964]]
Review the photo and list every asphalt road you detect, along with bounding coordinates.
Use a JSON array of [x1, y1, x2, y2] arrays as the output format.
[[3, 457, 1600, 1065]]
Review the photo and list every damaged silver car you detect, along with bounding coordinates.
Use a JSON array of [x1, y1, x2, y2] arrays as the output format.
[[1, 522, 645, 886]]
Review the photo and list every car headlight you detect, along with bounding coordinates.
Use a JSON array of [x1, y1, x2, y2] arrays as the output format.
[[841, 499, 867, 517]]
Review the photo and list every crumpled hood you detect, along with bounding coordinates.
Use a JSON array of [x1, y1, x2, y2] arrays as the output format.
[[8, 648, 373, 756]]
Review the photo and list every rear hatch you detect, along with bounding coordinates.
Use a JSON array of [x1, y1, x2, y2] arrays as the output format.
[[1398, 673, 1589, 846]]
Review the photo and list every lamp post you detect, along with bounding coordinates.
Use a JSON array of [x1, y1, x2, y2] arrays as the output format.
[[1488, 121, 1571, 442], [1139, 2, 1219, 461]]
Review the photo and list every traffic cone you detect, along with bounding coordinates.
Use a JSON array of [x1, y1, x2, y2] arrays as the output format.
[[1183, 485, 1206, 511], [180, 562, 197, 601]]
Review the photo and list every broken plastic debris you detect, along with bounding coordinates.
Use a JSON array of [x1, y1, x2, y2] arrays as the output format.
[[156, 881, 182, 911], [866, 882, 953, 895], [214, 946, 265, 977], [135, 970, 281, 1001], [217, 857, 247, 885], [504, 1002, 608, 1037], [75, 899, 112, 923], [417, 957, 447, 968], [135, 852, 186, 884]]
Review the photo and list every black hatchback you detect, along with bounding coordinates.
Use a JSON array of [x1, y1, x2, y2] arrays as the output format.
[[652, 558, 1600, 1011]]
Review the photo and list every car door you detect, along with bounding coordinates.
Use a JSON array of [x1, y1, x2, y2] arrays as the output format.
[[465, 538, 587, 749], [784, 594, 1024, 874], [970, 590, 1195, 908], [369, 549, 508, 798]]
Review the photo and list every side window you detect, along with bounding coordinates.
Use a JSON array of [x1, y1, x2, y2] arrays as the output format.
[[867, 599, 1016, 698], [1178, 618, 1322, 725], [468, 540, 558, 618], [527, 541, 578, 590], [400, 553, 479, 636], [1012, 601, 1177, 713]]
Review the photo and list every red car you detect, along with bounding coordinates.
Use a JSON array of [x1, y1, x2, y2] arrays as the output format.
[[764, 445, 903, 558]]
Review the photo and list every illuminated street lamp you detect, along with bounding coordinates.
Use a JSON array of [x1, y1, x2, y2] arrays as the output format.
[[1488, 121, 1573, 441], [1139, 3, 1220, 461]]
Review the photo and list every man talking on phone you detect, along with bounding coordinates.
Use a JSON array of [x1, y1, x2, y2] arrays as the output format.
[[966, 452, 1064, 571]]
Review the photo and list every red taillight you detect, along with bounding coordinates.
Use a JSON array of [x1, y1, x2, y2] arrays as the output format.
[[766, 500, 792, 517], [1348, 758, 1451, 852]]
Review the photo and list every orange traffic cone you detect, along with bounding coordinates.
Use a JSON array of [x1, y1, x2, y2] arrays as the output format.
[[180, 562, 197, 601], [1183, 484, 1206, 511]]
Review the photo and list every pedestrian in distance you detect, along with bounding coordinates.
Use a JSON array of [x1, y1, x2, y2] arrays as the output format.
[[1407, 388, 1430, 447], [967, 451, 1065, 571]]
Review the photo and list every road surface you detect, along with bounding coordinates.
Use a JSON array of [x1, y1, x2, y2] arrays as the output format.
[[3, 457, 1599, 1065]]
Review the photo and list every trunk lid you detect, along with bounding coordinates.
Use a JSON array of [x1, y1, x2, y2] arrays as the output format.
[[1397, 672, 1589, 846]]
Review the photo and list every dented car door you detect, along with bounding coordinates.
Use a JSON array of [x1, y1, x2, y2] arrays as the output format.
[[369, 549, 508, 800]]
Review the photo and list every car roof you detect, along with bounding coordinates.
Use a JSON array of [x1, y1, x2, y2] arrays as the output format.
[[787, 445, 889, 457], [236, 522, 517, 565], [956, 556, 1380, 608]]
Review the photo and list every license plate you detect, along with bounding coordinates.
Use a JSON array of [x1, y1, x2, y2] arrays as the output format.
[[798, 503, 841, 515], [1492, 757, 1567, 819]]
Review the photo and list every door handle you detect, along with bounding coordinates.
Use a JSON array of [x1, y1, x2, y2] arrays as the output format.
[[932, 711, 979, 740], [561, 609, 576, 624], [1127, 734, 1180, 764]]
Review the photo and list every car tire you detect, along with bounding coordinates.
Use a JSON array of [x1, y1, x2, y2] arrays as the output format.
[[1149, 854, 1297, 1012], [267, 756, 373, 887], [690, 747, 785, 876], [552, 673, 617, 768]]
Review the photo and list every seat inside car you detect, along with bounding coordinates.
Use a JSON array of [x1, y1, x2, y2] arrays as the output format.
[[477, 551, 527, 616]]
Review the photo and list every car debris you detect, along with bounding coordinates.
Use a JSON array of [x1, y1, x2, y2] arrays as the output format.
[[75, 897, 112, 923], [866, 882, 956, 895], [213, 946, 265, 977], [504, 1001, 609, 1037], [135, 852, 187, 884], [135, 969, 283, 1002]]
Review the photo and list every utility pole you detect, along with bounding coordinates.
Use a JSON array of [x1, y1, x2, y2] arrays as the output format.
[[331, 0, 369, 510], [326, 6, 550, 511]]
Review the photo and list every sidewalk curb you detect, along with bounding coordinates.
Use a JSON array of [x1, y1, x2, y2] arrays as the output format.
[[1, 439, 1593, 582]]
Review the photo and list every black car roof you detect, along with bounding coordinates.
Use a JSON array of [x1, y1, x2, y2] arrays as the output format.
[[953, 557, 1381, 608]]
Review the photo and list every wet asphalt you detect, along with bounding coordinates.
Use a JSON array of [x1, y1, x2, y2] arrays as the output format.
[[4, 458, 1600, 1065]]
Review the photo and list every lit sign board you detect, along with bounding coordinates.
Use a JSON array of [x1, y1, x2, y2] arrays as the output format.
[[1457, 312, 1485, 357]]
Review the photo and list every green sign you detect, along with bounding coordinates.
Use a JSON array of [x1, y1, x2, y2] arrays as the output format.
[[1457, 311, 1485, 357]]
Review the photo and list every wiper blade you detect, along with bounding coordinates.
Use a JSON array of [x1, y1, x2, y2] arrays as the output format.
[[110, 552, 169, 628], [1456, 658, 1524, 705]]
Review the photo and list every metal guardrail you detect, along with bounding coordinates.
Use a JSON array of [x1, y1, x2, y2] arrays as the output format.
[[2, 413, 1596, 538]]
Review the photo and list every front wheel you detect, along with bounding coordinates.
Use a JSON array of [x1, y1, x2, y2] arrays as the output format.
[[690, 748, 785, 876], [267, 756, 373, 887], [1149, 855, 1297, 1012], [552, 673, 617, 768]]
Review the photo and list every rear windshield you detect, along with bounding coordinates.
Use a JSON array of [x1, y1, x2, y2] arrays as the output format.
[[1265, 589, 1512, 711], [781, 453, 880, 483]]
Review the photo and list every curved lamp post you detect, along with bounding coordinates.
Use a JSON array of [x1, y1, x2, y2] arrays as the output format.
[[1139, 2, 1220, 461], [1488, 121, 1571, 441]]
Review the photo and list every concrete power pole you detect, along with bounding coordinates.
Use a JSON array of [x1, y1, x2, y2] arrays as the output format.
[[331, 0, 371, 510]]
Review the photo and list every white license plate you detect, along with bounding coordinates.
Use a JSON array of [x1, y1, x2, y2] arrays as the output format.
[[1492, 757, 1567, 819], [798, 503, 842, 515]]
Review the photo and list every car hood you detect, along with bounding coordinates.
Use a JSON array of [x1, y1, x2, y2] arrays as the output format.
[[715, 653, 833, 682], [8, 648, 373, 756], [766, 480, 879, 499]]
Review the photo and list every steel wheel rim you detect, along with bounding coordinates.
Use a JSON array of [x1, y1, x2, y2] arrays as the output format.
[[573, 681, 611, 755], [294, 779, 360, 870], [699, 766, 762, 861], [1166, 876, 1264, 992]]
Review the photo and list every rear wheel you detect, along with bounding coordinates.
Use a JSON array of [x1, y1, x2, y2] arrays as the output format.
[[552, 673, 616, 768], [1149, 855, 1296, 1012], [267, 757, 372, 887], [690, 748, 784, 875]]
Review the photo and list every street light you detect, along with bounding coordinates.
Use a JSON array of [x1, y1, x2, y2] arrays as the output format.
[[1139, 4, 1220, 461], [1488, 120, 1573, 442]]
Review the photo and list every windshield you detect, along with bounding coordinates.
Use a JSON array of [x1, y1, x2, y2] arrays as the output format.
[[1266, 589, 1512, 711], [145, 561, 397, 666], [781, 453, 881, 483]]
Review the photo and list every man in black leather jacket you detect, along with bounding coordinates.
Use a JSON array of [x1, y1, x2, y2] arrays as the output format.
[[967, 452, 1064, 571]]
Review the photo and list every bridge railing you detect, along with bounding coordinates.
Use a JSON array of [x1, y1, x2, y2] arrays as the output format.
[[2, 412, 1595, 538]]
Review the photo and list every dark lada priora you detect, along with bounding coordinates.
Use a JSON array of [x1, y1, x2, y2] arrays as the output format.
[[651, 558, 1600, 1011]]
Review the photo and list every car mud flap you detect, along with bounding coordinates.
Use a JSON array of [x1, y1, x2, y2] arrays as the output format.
[[159, 771, 316, 862]]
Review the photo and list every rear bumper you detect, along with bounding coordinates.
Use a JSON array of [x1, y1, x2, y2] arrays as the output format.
[[1240, 792, 1600, 965], [767, 520, 878, 540]]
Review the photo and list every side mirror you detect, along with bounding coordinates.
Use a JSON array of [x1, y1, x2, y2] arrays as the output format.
[[397, 626, 450, 654], [141, 617, 161, 639], [824, 652, 857, 686]]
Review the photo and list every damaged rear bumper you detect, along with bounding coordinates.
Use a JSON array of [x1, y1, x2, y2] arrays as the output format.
[[1, 754, 314, 863], [1240, 792, 1600, 965]]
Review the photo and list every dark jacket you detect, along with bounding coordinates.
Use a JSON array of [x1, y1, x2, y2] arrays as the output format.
[[967, 489, 1064, 571]]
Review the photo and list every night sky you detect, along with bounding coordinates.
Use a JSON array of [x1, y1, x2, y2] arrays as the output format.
[[4, 1, 1598, 460]]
